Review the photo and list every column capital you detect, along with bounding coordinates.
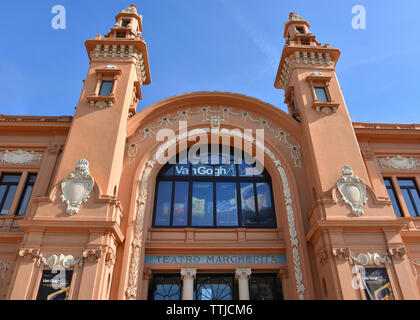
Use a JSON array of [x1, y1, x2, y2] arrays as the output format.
[[181, 268, 196, 280], [277, 269, 289, 280], [235, 268, 252, 280]]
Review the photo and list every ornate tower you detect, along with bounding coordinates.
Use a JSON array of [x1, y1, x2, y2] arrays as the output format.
[[55, 4, 151, 196], [274, 13, 418, 300], [9, 5, 151, 300]]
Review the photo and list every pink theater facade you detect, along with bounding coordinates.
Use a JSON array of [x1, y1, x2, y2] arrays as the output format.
[[0, 6, 419, 300]]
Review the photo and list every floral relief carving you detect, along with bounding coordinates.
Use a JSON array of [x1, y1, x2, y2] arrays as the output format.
[[83, 249, 103, 263], [380, 155, 419, 170], [61, 159, 94, 215], [0, 149, 42, 164], [336, 165, 368, 216]]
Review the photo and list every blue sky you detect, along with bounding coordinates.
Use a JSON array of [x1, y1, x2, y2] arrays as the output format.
[[0, 0, 419, 124]]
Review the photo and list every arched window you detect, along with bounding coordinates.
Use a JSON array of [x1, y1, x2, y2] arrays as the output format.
[[152, 145, 276, 228]]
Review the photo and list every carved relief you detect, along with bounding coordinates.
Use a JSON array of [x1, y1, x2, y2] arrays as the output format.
[[0, 260, 11, 278], [105, 248, 116, 268], [319, 249, 329, 265], [0, 149, 42, 164], [61, 159, 94, 215], [332, 248, 391, 266], [336, 165, 368, 216], [380, 155, 419, 170], [37, 253, 83, 269], [387, 247, 406, 260], [83, 249, 103, 263], [18, 248, 41, 261]]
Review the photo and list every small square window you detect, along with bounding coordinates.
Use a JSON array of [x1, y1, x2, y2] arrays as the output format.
[[99, 81, 114, 96], [301, 39, 310, 45], [121, 19, 131, 27], [116, 32, 126, 38], [314, 87, 329, 102], [296, 27, 305, 34]]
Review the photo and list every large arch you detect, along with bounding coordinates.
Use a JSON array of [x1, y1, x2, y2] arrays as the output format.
[[116, 92, 313, 300]]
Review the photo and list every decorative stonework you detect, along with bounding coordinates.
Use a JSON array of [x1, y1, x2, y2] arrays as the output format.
[[332, 248, 391, 266], [37, 253, 83, 269], [128, 106, 302, 168], [387, 247, 406, 260], [235, 268, 252, 280], [126, 159, 156, 300], [18, 248, 41, 261], [348, 252, 391, 266], [0, 260, 11, 278], [83, 249, 103, 263], [380, 155, 420, 170], [91, 46, 146, 85], [336, 165, 368, 216], [319, 249, 329, 265], [0, 149, 42, 165], [105, 248, 116, 268], [277, 52, 334, 88], [61, 159, 94, 215], [125, 138, 306, 300]]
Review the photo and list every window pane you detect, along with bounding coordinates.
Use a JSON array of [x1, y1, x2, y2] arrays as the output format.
[[386, 188, 403, 217], [1, 174, 21, 183], [99, 81, 113, 96], [160, 165, 174, 176], [16, 185, 34, 216], [0, 185, 18, 215], [27, 174, 37, 184], [401, 189, 418, 217], [240, 183, 257, 225], [154, 181, 173, 226], [398, 179, 416, 188], [256, 183, 275, 225], [315, 87, 328, 102], [384, 178, 392, 188], [196, 275, 234, 300], [173, 182, 188, 226], [216, 182, 238, 226], [148, 275, 182, 300], [192, 182, 213, 226], [249, 274, 283, 300]]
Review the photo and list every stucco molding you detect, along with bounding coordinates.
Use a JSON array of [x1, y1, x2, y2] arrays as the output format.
[[128, 106, 302, 168], [126, 159, 156, 300], [0, 260, 11, 279], [0, 149, 42, 165], [18, 248, 41, 262], [60, 159, 94, 215], [387, 247, 406, 261], [332, 248, 391, 266], [336, 165, 368, 216], [37, 253, 84, 269], [380, 155, 420, 170], [125, 134, 307, 300]]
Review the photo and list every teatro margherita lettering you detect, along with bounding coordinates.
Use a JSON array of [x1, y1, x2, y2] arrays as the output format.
[[145, 255, 286, 265]]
